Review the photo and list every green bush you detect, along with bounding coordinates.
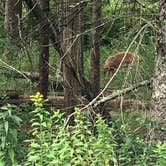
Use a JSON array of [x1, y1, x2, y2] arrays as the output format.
[[0, 104, 22, 166], [23, 92, 165, 166], [152, 142, 166, 166], [0, 93, 165, 165]]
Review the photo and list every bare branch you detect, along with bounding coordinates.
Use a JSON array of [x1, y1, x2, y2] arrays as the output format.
[[93, 79, 152, 107]]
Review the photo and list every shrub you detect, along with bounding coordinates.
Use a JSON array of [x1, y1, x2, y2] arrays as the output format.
[[24, 92, 164, 165], [0, 104, 22, 166]]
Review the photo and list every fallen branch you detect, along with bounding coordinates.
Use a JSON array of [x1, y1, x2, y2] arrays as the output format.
[[0, 77, 152, 110], [94, 79, 152, 107], [1, 70, 56, 81], [1, 70, 40, 81], [0, 95, 152, 111], [1, 70, 64, 90], [0, 96, 64, 108]]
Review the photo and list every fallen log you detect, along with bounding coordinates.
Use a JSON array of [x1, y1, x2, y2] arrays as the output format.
[[1, 70, 53, 81], [94, 79, 152, 107], [1, 70, 64, 91], [0, 96, 152, 111], [0, 80, 152, 110], [0, 96, 64, 109], [105, 99, 152, 111]]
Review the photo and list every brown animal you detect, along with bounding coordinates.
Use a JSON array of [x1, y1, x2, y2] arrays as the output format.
[[103, 51, 138, 74]]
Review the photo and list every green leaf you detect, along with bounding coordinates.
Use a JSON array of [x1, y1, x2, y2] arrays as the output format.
[[1, 105, 9, 111], [10, 129, 17, 143], [9, 149, 15, 163], [39, 114, 43, 121], [11, 115, 22, 125], [0, 160, 6, 166], [28, 155, 40, 162], [41, 122, 47, 127], [31, 142, 41, 148], [31, 122, 40, 127], [4, 121, 8, 134], [1, 137, 6, 149]]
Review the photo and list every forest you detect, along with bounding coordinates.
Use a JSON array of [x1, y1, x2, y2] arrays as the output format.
[[0, 0, 165, 165]]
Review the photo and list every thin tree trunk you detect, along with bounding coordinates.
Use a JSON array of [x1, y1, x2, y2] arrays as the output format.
[[152, 0, 166, 141], [39, 0, 49, 99], [62, 0, 83, 118], [90, 0, 102, 98], [56, 0, 64, 42], [4, 0, 22, 40]]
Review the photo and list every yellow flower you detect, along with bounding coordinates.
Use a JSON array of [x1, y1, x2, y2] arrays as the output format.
[[30, 92, 48, 107]]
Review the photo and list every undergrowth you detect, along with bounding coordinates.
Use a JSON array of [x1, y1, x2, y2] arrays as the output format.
[[1, 92, 163, 166]]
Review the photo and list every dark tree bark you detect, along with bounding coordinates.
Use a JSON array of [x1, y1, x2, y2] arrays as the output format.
[[62, 0, 83, 118], [90, 0, 102, 98], [56, 0, 64, 43], [4, 0, 22, 40], [152, 0, 166, 141], [38, 0, 49, 99]]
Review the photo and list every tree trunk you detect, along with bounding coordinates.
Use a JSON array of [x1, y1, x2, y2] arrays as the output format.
[[152, 0, 166, 141], [4, 0, 22, 40], [90, 0, 102, 98], [56, 0, 64, 42], [24, 0, 93, 110], [38, 0, 49, 99], [62, 0, 83, 118]]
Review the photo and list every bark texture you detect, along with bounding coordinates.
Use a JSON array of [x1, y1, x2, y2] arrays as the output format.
[[62, 0, 83, 116], [4, 0, 22, 40], [39, 0, 49, 99], [90, 0, 102, 98], [152, 0, 166, 140]]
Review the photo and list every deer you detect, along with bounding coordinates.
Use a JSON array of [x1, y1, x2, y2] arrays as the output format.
[[103, 51, 138, 75]]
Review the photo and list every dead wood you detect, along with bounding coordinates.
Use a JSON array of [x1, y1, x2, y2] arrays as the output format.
[[1, 70, 40, 81], [24, 0, 93, 101], [0, 95, 64, 108], [1, 70, 56, 81], [0, 96, 152, 111], [106, 99, 152, 111], [1, 70, 63, 90], [93, 79, 152, 107], [0, 80, 152, 110]]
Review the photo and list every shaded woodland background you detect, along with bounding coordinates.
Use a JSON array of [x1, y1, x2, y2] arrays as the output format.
[[0, 0, 165, 128], [0, 0, 157, 99], [0, 0, 165, 165]]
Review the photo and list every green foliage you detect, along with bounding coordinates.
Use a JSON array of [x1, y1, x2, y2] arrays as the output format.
[[152, 142, 166, 166], [22, 92, 163, 165], [0, 0, 163, 164], [0, 90, 8, 100], [25, 92, 118, 165], [0, 104, 22, 166], [0, 94, 164, 165]]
